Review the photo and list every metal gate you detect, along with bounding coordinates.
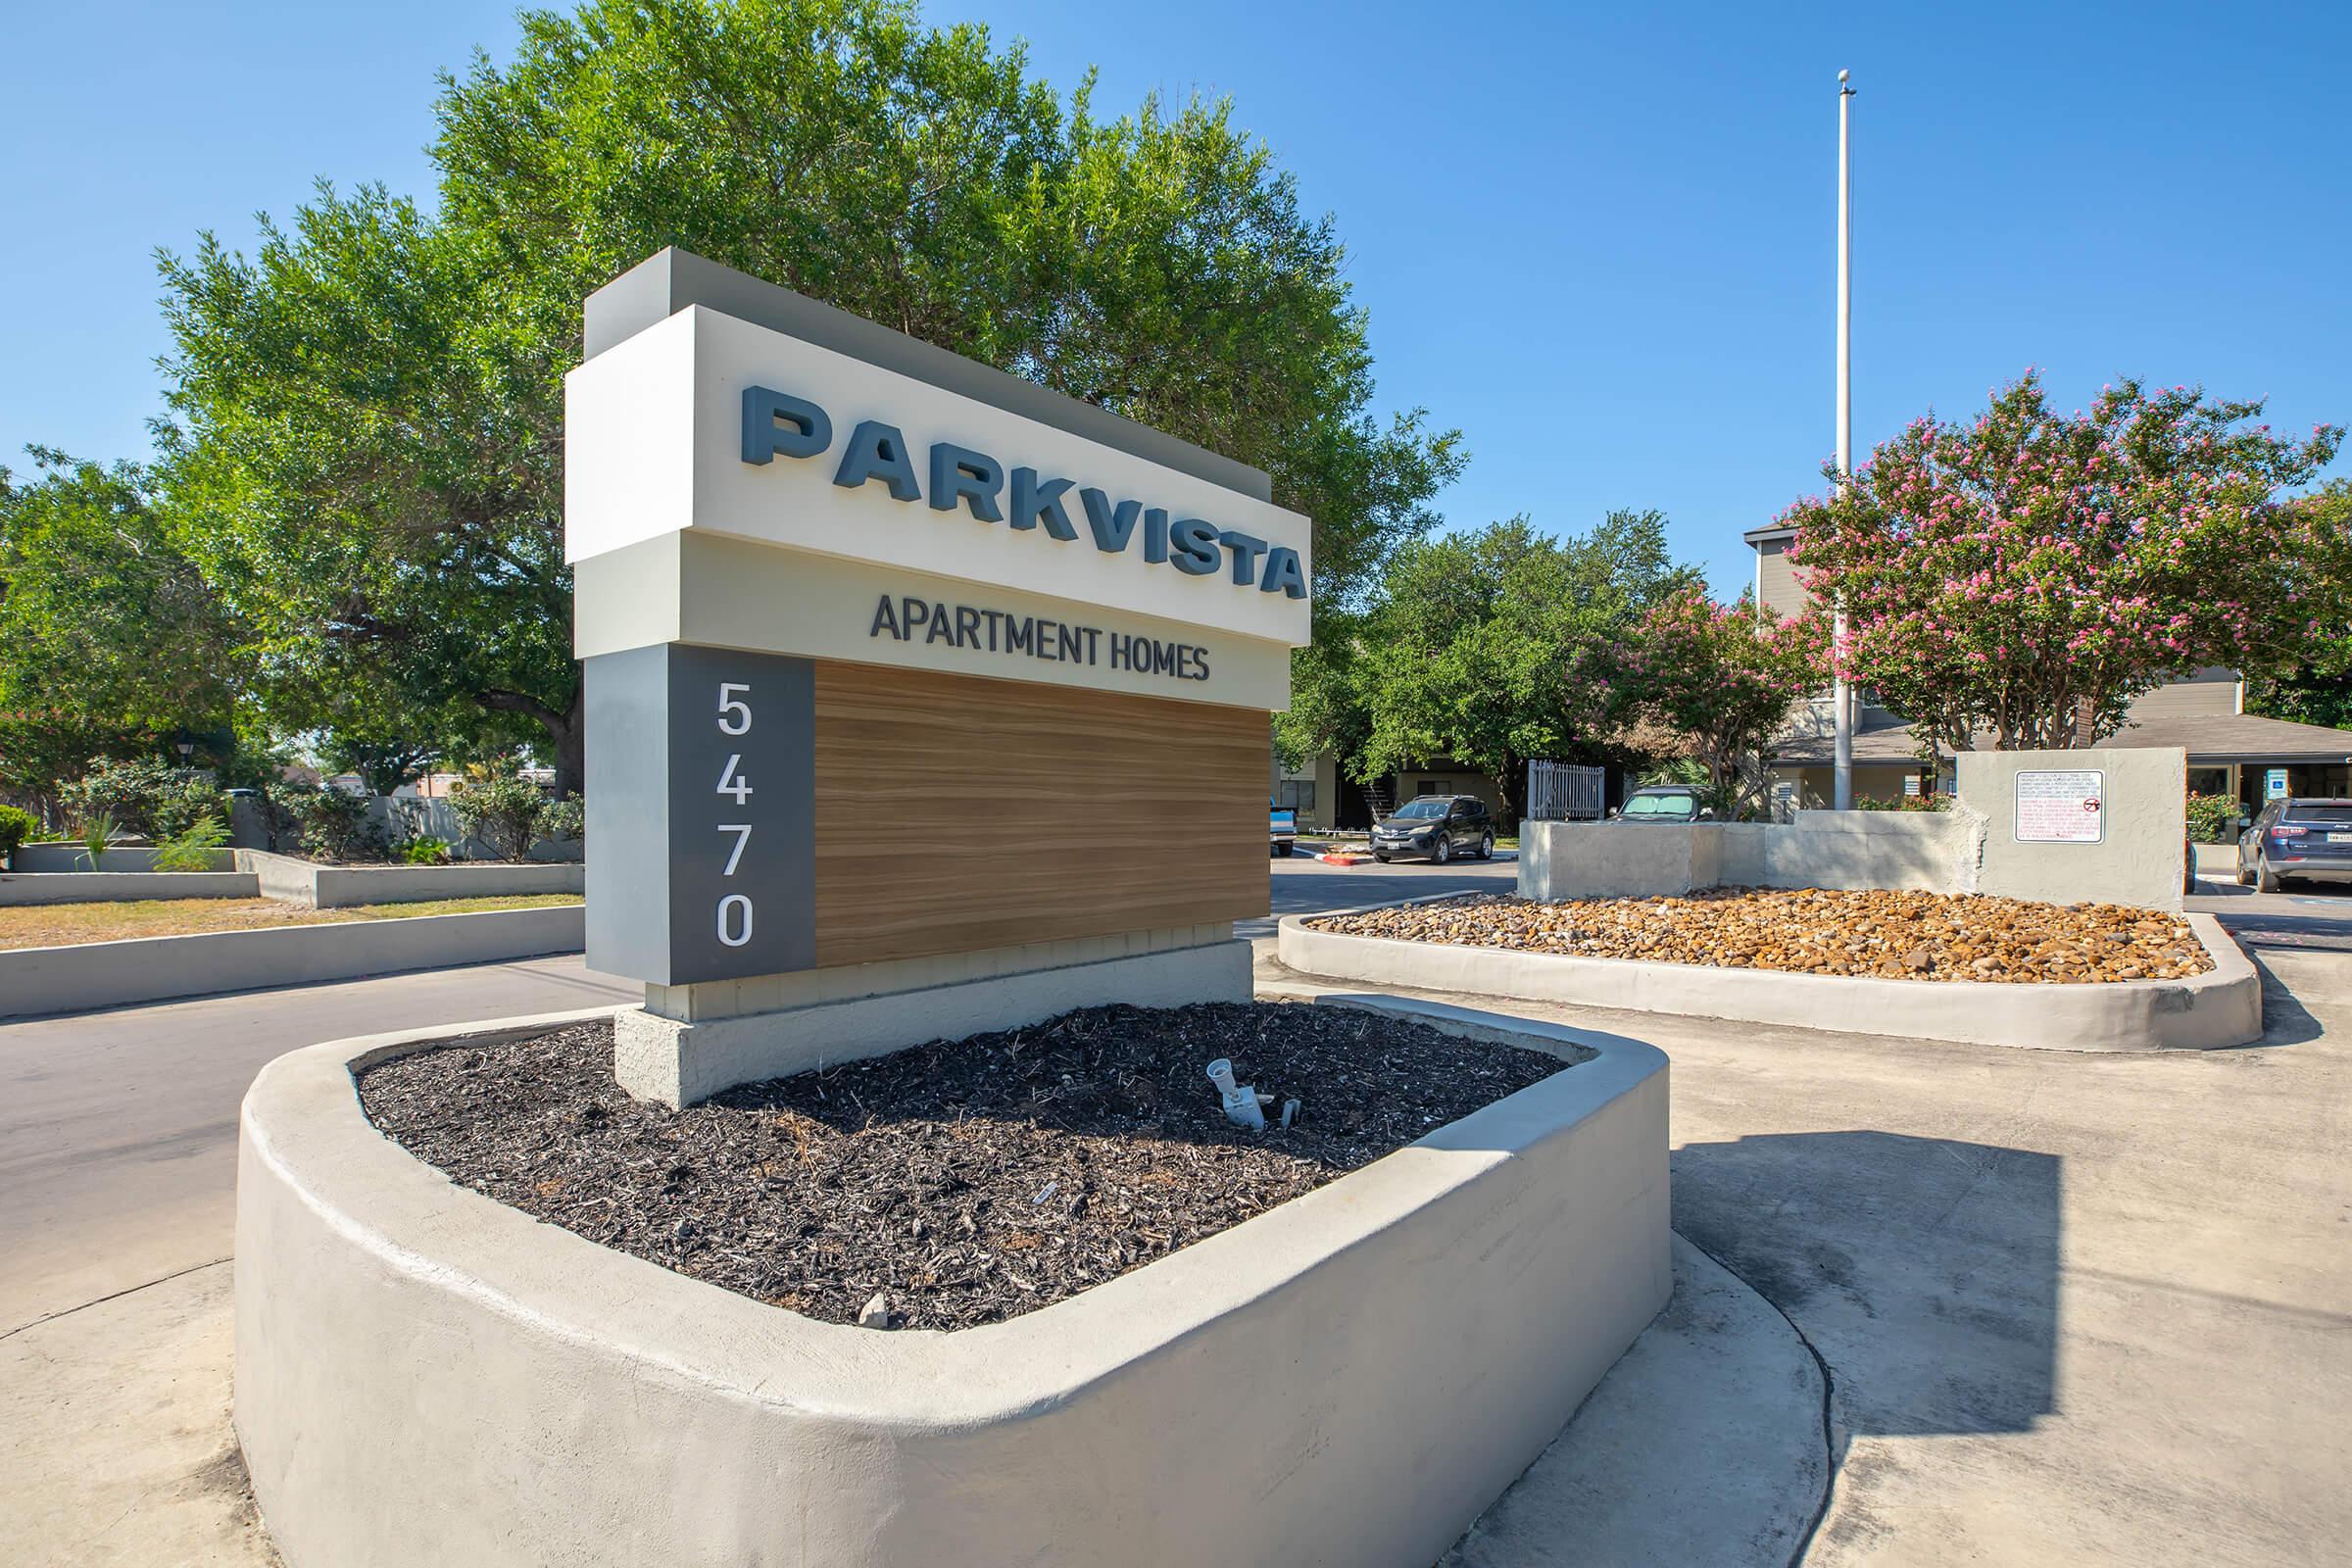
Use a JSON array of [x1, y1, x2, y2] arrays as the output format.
[[1525, 760, 1605, 821]]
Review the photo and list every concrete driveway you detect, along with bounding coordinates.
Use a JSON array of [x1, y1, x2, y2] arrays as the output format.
[[8, 880, 2349, 1565], [1265, 895, 2352, 1565]]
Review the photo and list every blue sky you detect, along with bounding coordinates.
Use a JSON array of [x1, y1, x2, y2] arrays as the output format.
[[5, 1, 2346, 599]]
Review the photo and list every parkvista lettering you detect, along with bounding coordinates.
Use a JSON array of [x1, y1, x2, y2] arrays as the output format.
[[744, 386, 1309, 601], [869, 594, 1211, 682]]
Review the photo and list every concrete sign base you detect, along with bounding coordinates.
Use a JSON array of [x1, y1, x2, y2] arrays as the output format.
[[615, 930, 1252, 1105]]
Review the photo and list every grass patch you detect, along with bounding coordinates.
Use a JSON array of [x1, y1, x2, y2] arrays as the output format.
[[0, 894, 582, 951]]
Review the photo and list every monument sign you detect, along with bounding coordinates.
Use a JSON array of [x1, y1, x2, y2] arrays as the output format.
[[566, 251, 1312, 1103]]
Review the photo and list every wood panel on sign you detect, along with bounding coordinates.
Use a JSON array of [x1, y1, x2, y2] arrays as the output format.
[[811, 661, 1267, 966]]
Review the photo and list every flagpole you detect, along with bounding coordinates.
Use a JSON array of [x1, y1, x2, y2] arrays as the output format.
[[1833, 69, 1856, 811]]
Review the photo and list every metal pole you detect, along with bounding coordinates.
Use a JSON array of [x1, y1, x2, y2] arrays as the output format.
[[1833, 69, 1855, 810]]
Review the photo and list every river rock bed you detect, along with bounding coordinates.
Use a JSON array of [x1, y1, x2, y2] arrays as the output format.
[[1307, 888, 2213, 983], [358, 1004, 1570, 1330]]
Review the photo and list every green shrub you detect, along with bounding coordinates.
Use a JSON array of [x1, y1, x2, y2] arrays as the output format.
[[541, 795, 584, 848], [77, 813, 118, 869], [398, 836, 453, 865], [1856, 792, 1951, 812], [299, 787, 383, 862], [153, 812, 230, 871], [451, 774, 552, 861], [0, 804, 34, 864], [58, 758, 226, 839], [2185, 792, 2239, 843]]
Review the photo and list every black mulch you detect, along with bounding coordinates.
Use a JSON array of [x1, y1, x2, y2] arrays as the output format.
[[357, 1002, 1572, 1331]]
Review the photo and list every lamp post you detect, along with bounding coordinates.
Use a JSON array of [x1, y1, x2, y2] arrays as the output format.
[[1832, 69, 1856, 811]]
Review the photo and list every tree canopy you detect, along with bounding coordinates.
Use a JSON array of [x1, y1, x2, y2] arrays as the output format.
[[1618, 588, 1824, 814], [1782, 373, 2345, 753], [1281, 510, 1698, 815], [155, 0, 1463, 792], [2244, 481, 2352, 730], [0, 449, 244, 813]]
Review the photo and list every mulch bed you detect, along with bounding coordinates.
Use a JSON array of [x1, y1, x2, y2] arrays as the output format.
[[358, 1003, 1571, 1331], [1307, 888, 2214, 983]]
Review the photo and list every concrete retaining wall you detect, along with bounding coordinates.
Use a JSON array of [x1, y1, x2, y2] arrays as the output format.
[[1278, 912, 2262, 1053], [1960, 746, 2187, 913], [0, 905, 585, 1019], [236, 849, 586, 908], [9, 844, 235, 874], [1520, 810, 1986, 903], [0, 869, 260, 906], [235, 1001, 1671, 1568]]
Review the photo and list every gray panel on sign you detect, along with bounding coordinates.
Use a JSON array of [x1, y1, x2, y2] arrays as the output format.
[[581, 248, 1272, 504], [585, 645, 677, 982], [664, 646, 817, 984]]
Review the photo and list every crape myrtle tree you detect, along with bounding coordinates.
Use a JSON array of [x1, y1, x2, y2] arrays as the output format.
[[1781, 372, 2345, 754], [1283, 510, 1697, 819], [158, 0, 1463, 795], [0, 450, 245, 818], [1621, 588, 1825, 816]]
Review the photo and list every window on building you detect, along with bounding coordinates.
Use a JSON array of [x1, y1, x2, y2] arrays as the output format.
[[1276, 780, 1316, 814], [1416, 779, 1443, 796]]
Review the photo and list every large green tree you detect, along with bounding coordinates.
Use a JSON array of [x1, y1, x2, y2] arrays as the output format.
[[2244, 480, 2352, 730], [1284, 510, 1697, 817], [158, 0, 1462, 793], [0, 449, 244, 815]]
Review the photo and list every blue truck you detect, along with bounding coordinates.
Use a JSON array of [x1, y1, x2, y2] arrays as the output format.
[[1269, 802, 1298, 858]]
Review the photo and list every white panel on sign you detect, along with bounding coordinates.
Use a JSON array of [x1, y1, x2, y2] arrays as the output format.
[[2015, 769, 2105, 844], [565, 306, 1313, 650]]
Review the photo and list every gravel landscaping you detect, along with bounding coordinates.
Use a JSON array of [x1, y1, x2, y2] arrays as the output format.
[[358, 1004, 1574, 1330], [0, 893, 583, 950], [1307, 888, 2214, 983]]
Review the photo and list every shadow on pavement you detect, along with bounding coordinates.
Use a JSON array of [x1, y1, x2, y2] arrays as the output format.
[[1673, 1129, 2061, 1444]]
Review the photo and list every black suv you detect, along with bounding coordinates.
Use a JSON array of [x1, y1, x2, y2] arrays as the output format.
[[1370, 795, 1495, 863]]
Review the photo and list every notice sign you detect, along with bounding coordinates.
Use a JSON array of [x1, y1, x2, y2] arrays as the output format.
[[2016, 769, 2105, 844]]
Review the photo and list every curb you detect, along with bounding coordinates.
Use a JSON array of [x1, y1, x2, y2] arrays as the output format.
[[0, 905, 586, 1020], [1276, 911, 2263, 1053]]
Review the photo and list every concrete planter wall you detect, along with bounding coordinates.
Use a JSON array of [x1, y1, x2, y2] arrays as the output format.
[[237, 849, 586, 908], [1519, 811, 1987, 904], [1521, 781, 2187, 913], [234, 1001, 1671, 1568], [8, 843, 235, 875], [0, 905, 585, 1020], [1279, 912, 2262, 1053], [0, 869, 261, 906]]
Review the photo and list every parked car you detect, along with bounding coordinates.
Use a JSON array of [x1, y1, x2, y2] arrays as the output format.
[[1270, 801, 1298, 858], [2237, 798, 2352, 893], [1370, 795, 1495, 863], [1607, 785, 1710, 824]]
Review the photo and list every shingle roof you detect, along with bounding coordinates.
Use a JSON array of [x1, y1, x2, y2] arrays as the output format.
[[2106, 711, 2352, 763], [1769, 716, 1931, 765]]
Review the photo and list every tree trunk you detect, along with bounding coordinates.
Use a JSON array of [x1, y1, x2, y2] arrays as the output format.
[[478, 683, 586, 798], [549, 689, 585, 799]]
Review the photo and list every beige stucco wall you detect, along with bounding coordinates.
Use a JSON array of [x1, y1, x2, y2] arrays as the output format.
[[1957, 746, 2186, 913], [1523, 812, 1984, 901]]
